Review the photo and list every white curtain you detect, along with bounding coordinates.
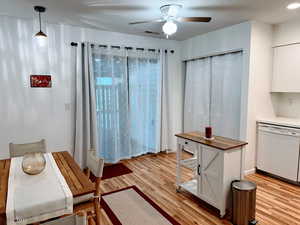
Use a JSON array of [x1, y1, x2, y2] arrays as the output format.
[[184, 57, 211, 132], [92, 46, 130, 163], [211, 52, 243, 139], [74, 43, 99, 168], [128, 50, 161, 156], [184, 52, 243, 139], [161, 50, 182, 151], [92, 47, 161, 163], [161, 51, 171, 151]]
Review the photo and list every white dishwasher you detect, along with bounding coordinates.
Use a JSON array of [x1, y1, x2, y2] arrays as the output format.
[[257, 123, 300, 182]]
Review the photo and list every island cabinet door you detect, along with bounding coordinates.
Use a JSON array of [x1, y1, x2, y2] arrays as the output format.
[[198, 145, 223, 208]]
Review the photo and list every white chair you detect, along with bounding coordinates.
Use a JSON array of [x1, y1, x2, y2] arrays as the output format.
[[9, 139, 46, 157], [74, 150, 104, 225], [86, 149, 104, 180], [42, 213, 86, 225]]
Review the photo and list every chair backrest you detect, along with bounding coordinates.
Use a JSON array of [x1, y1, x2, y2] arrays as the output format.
[[43, 213, 86, 225], [9, 139, 46, 158], [87, 150, 104, 178]]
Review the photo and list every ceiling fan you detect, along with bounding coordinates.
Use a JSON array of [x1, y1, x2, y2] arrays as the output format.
[[129, 4, 212, 37]]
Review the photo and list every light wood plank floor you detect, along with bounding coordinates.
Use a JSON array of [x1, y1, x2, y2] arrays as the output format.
[[97, 152, 300, 225]]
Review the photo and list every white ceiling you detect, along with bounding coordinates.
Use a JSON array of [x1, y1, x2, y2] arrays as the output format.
[[1, 0, 300, 40]]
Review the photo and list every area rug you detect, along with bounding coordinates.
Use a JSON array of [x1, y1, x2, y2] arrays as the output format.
[[89, 163, 132, 182], [101, 186, 180, 225], [102, 163, 133, 180]]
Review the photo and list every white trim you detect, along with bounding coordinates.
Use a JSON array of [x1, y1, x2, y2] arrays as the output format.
[[244, 168, 256, 176]]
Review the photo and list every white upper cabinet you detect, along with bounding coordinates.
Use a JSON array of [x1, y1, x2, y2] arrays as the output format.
[[272, 44, 300, 92]]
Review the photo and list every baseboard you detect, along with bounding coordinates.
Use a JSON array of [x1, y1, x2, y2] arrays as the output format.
[[256, 168, 300, 186], [244, 168, 256, 176], [163, 149, 175, 153]]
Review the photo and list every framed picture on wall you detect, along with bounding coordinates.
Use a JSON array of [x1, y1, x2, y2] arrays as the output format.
[[30, 75, 52, 88]]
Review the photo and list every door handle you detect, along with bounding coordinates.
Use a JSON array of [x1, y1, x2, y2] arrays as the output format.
[[198, 164, 201, 175]]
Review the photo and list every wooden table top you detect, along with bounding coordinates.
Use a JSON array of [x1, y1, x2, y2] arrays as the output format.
[[175, 131, 248, 151], [0, 151, 95, 215]]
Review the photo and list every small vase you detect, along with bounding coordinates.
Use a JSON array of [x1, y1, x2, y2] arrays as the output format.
[[205, 126, 212, 139], [22, 152, 46, 175]]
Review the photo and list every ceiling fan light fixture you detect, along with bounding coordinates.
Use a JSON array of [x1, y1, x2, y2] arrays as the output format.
[[160, 4, 182, 18], [287, 2, 300, 9], [168, 4, 181, 17], [162, 20, 177, 36]]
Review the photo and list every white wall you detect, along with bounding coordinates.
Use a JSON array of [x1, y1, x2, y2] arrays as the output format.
[[273, 20, 300, 46], [180, 22, 252, 139], [271, 20, 300, 118], [181, 22, 252, 61], [0, 15, 182, 159], [246, 21, 276, 173], [180, 22, 254, 171], [272, 93, 300, 118], [180, 21, 278, 173]]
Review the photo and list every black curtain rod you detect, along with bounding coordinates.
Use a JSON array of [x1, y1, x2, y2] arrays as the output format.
[[70, 42, 174, 53]]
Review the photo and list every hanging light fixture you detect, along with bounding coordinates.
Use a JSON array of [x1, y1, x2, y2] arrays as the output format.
[[34, 6, 47, 47]]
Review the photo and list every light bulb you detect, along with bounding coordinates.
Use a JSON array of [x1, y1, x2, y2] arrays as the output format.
[[35, 31, 47, 47], [162, 20, 177, 36], [287, 2, 300, 9]]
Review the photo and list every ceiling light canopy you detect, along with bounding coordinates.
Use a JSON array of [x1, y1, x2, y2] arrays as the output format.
[[162, 20, 177, 37], [160, 4, 182, 18], [287, 2, 300, 9]]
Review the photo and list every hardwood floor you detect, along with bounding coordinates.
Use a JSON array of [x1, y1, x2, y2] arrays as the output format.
[[96, 152, 300, 225]]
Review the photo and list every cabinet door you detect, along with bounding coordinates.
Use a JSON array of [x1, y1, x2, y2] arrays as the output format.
[[272, 44, 300, 92], [199, 146, 222, 206]]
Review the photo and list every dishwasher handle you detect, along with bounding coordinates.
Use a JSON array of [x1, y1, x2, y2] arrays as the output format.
[[258, 125, 300, 136]]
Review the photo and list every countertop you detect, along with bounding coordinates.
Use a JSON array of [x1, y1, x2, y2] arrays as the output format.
[[257, 117, 300, 128], [175, 131, 248, 151]]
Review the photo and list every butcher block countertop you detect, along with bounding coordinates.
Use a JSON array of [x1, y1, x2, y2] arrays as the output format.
[[175, 131, 248, 151]]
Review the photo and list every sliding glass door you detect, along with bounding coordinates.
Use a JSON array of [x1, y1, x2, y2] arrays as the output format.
[[93, 48, 161, 163]]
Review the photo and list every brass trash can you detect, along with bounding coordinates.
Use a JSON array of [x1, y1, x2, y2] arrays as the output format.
[[232, 180, 258, 225]]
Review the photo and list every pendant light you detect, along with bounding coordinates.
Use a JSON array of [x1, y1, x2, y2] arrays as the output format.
[[34, 6, 47, 47]]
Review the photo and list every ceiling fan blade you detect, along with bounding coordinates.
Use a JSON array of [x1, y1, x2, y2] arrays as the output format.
[[129, 19, 164, 25], [188, 5, 248, 11], [178, 17, 212, 22], [144, 30, 161, 35]]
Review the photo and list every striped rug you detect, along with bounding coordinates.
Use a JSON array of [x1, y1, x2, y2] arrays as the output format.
[[101, 186, 180, 225]]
